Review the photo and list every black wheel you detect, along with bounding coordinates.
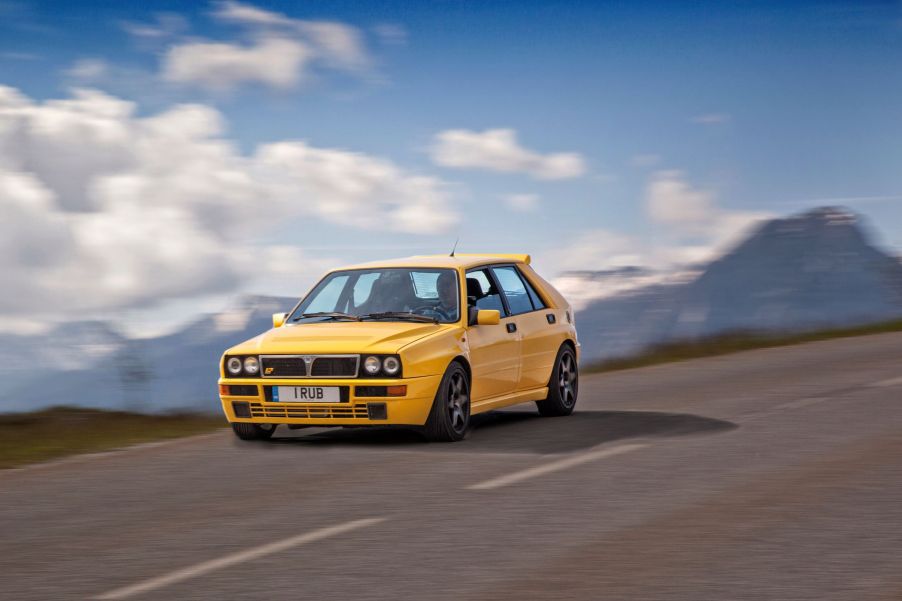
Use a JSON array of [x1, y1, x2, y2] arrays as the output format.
[[536, 345, 578, 417], [231, 422, 277, 441], [423, 362, 471, 442]]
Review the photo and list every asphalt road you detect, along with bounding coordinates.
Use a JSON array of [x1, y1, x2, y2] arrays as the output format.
[[2, 332, 902, 600]]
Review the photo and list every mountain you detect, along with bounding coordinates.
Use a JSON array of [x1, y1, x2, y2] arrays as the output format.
[[0, 296, 296, 413], [575, 207, 902, 360], [0, 321, 125, 392]]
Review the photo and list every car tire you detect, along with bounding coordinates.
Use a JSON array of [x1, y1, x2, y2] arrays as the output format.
[[536, 345, 578, 417], [231, 422, 277, 441], [423, 362, 471, 442]]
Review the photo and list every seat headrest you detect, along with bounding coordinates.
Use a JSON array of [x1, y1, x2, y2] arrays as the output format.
[[466, 277, 485, 299]]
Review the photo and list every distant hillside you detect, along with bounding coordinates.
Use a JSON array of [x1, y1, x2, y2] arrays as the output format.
[[0, 296, 296, 413], [575, 207, 902, 360]]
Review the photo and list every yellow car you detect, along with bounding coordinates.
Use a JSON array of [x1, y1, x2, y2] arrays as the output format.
[[218, 253, 579, 442]]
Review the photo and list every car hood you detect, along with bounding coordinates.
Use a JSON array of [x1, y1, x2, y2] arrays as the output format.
[[227, 321, 458, 355]]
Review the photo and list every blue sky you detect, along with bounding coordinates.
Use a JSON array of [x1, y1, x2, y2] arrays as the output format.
[[1, 0, 901, 335]]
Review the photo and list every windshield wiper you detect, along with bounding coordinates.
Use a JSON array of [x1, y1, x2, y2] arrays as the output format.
[[360, 312, 438, 323], [293, 312, 361, 322]]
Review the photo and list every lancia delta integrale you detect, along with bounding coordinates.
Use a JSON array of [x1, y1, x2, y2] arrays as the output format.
[[219, 254, 579, 442]]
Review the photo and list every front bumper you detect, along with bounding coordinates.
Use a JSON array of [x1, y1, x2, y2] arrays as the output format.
[[218, 374, 442, 426]]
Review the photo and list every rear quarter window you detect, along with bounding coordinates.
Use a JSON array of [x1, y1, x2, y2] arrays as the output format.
[[492, 266, 534, 315]]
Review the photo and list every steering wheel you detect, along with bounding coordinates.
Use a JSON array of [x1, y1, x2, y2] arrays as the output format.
[[411, 304, 451, 321]]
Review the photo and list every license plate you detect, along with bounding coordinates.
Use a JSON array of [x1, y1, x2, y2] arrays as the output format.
[[273, 386, 340, 403]]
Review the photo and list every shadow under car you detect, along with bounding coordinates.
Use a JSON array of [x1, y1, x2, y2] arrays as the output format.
[[261, 408, 738, 455]]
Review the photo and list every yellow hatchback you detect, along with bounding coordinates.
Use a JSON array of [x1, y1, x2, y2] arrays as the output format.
[[218, 253, 579, 442]]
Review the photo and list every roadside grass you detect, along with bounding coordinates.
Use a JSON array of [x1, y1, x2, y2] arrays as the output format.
[[584, 318, 902, 374], [0, 407, 224, 469]]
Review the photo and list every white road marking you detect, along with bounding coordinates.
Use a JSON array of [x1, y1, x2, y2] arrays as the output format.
[[94, 517, 386, 600], [467, 443, 646, 491], [868, 376, 902, 388]]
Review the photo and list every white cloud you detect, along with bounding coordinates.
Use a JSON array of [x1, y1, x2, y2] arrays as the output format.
[[0, 51, 39, 61], [691, 113, 731, 125], [216, 1, 369, 66], [163, 37, 314, 91], [430, 128, 586, 180], [373, 23, 408, 46], [121, 13, 188, 40], [645, 169, 717, 232], [0, 86, 457, 323], [541, 169, 771, 287], [644, 169, 768, 251], [213, 0, 291, 27], [65, 58, 109, 81], [544, 229, 647, 273], [503, 193, 540, 212], [156, 2, 372, 92], [257, 141, 456, 233]]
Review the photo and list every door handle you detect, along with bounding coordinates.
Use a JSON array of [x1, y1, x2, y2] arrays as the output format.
[[506, 322, 517, 333]]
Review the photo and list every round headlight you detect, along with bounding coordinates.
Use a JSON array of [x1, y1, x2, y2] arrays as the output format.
[[226, 357, 242, 375], [363, 356, 381, 375], [382, 356, 400, 375], [243, 356, 260, 375]]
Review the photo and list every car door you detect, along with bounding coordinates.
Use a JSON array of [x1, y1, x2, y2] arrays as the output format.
[[490, 265, 559, 391], [465, 267, 520, 401]]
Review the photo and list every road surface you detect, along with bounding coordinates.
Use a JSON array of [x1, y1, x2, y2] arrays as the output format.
[[2, 332, 902, 600]]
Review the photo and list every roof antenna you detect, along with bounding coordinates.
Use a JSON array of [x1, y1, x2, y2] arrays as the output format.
[[449, 237, 459, 257]]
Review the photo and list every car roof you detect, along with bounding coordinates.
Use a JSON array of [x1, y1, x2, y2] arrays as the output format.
[[334, 253, 532, 271]]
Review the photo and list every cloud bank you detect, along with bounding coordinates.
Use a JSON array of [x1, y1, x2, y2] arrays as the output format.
[[430, 128, 585, 180], [0, 86, 456, 322], [161, 1, 371, 91]]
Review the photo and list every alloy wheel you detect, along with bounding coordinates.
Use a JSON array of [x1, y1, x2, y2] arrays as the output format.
[[558, 352, 577, 408], [447, 371, 470, 433]]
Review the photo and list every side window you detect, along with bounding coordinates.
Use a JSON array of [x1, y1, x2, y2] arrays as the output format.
[[519, 269, 546, 309], [465, 269, 506, 314], [492, 266, 533, 315]]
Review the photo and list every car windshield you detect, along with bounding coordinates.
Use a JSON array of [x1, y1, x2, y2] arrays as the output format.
[[288, 268, 460, 324]]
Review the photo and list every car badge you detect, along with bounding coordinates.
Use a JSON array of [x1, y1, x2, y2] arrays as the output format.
[[264, 367, 274, 375]]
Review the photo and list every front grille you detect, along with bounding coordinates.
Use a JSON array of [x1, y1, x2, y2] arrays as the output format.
[[250, 402, 369, 419], [310, 357, 357, 377], [260, 355, 359, 378], [261, 356, 307, 377]]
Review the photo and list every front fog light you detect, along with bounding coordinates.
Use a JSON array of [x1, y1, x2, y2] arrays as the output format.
[[363, 356, 381, 375], [226, 357, 242, 375], [243, 356, 260, 375], [382, 356, 400, 375]]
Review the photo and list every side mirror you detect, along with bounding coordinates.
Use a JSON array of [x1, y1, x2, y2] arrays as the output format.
[[272, 312, 288, 328], [476, 309, 501, 326]]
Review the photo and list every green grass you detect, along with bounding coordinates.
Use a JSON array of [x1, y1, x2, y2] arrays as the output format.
[[584, 318, 902, 374], [0, 407, 225, 469]]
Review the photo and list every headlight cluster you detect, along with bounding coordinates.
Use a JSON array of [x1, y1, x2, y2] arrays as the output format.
[[360, 354, 402, 377], [225, 355, 260, 377]]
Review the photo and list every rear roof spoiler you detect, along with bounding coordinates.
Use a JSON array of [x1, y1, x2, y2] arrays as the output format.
[[454, 253, 531, 265]]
